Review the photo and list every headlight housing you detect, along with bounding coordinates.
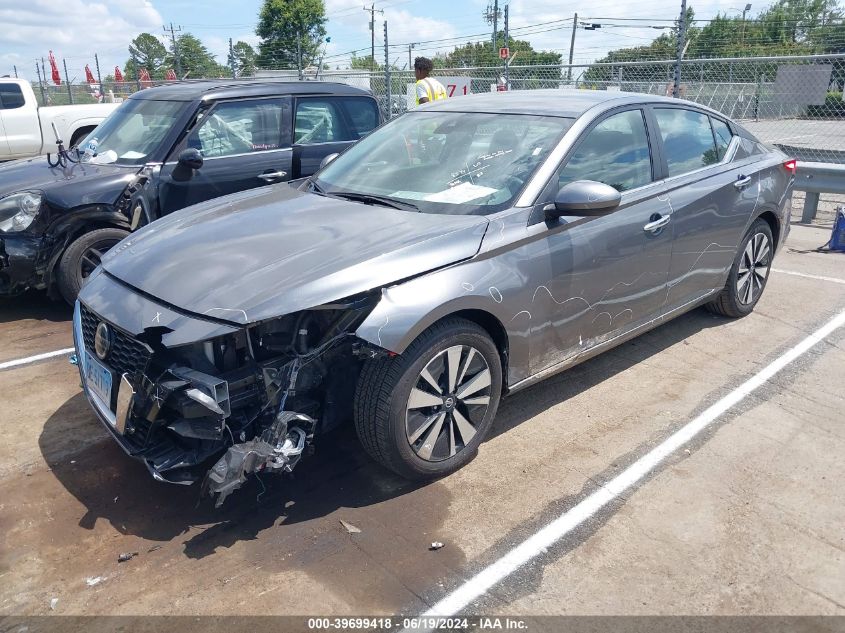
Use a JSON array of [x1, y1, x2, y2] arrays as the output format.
[[0, 191, 43, 233]]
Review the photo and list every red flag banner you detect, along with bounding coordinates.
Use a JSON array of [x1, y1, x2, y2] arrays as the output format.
[[114, 66, 124, 82], [165, 69, 177, 81], [85, 65, 96, 84], [48, 51, 61, 85], [139, 68, 152, 86]]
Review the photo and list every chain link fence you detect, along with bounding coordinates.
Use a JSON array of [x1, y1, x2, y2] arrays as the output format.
[[32, 53, 845, 164]]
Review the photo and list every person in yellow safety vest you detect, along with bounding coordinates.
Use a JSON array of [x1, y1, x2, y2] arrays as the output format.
[[414, 57, 448, 106]]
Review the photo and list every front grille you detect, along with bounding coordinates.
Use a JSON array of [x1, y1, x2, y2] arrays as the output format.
[[79, 303, 152, 382]]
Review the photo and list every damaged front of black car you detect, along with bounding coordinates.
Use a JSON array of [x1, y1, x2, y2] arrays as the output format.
[[72, 183, 488, 506]]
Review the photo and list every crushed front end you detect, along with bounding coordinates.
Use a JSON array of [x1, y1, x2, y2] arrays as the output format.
[[73, 270, 380, 506]]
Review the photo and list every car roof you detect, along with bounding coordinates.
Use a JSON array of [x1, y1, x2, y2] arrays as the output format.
[[129, 80, 373, 102], [420, 89, 714, 118]]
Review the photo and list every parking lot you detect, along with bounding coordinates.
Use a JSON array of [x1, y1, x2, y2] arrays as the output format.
[[0, 220, 843, 620]]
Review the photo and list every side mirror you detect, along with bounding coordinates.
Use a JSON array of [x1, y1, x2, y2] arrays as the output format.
[[547, 180, 621, 220], [178, 148, 204, 170], [319, 153, 339, 170]]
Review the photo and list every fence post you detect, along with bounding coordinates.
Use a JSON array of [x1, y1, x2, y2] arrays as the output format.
[[62, 58, 73, 104], [384, 21, 391, 119], [94, 53, 102, 101], [672, 0, 687, 98], [35, 61, 46, 105], [296, 31, 303, 80]]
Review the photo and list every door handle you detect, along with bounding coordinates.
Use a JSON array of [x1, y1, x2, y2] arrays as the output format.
[[734, 175, 751, 189], [258, 170, 287, 182], [643, 214, 671, 233]]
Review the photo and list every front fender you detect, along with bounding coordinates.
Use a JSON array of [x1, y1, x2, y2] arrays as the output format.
[[355, 254, 534, 387]]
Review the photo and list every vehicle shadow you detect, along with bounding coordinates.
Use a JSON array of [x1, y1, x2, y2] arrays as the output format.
[[488, 307, 727, 441], [0, 290, 71, 324], [38, 396, 433, 559], [38, 307, 725, 564]]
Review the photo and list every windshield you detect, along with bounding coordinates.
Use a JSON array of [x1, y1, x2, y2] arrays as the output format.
[[315, 111, 573, 215], [78, 99, 186, 166]]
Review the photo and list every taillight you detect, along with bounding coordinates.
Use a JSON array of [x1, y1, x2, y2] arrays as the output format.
[[783, 159, 797, 174]]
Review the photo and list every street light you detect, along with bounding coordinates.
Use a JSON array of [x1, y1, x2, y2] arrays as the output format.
[[742, 3, 751, 47]]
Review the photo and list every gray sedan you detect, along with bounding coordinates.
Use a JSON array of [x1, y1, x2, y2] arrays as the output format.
[[73, 90, 795, 505]]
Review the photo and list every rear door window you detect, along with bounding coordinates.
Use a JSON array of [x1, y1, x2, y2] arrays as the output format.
[[186, 98, 287, 158], [0, 83, 26, 110], [654, 108, 720, 176], [558, 109, 653, 192]]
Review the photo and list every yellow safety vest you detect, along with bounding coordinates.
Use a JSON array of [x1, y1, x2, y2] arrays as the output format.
[[415, 77, 448, 106]]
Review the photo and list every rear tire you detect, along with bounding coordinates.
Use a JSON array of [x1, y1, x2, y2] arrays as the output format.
[[57, 228, 128, 304], [354, 318, 502, 480], [705, 218, 773, 318]]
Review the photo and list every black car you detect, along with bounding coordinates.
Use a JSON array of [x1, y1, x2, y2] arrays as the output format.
[[0, 80, 380, 302]]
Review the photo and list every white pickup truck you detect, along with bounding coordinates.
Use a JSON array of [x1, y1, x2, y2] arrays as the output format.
[[0, 78, 118, 161]]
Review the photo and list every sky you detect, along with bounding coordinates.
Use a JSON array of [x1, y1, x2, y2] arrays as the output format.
[[0, 0, 749, 81]]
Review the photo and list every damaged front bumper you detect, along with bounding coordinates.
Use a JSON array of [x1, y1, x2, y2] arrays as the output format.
[[72, 301, 317, 504], [0, 233, 50, 296], [72, 271, 381, 506]]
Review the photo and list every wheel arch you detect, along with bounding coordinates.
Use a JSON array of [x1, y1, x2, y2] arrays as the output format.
[[356, 294, 517, 391], [43, 207, 131, 291], [754, 209, 780, 250]]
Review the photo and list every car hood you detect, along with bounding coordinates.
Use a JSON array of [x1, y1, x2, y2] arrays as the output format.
[[0, 157, 139, 208], [101, 184, 489, 325]]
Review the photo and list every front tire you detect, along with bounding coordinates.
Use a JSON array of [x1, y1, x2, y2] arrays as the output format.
[[57, 228, 129, 304], [354, 318, 503, 480], [706, 218, 773, 318]]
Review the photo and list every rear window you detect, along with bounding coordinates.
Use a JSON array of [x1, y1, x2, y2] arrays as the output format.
[[710, 117, 733, 160], [294, 96, 378, 144], [654, 108, 720, 177], [0, 83, 26, 110]]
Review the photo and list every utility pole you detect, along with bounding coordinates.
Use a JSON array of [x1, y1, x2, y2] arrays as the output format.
[[672, 0, 687, 98], [384, 21, 391, 119], [13, 65, 17, 78], [567, 13, 578, 83], [228, 38, 237, 78], [364, 4, 384, 72], [163, 22, 183, 77], [408, 43, 416, 70], [503, 4, 509, 90]]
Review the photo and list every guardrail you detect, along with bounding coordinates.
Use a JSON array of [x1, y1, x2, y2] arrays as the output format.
[[795, 162, 845, 223]]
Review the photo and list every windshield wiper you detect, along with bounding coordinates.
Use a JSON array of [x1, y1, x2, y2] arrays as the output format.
[[331, 191, 419, 212]]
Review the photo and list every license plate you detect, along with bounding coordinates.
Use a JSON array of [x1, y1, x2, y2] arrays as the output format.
[[84, 355, 113, 413]]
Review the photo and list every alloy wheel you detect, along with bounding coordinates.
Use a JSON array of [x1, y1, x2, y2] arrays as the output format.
[[736, 231, 771, 305], [405, 345, 492, 462]]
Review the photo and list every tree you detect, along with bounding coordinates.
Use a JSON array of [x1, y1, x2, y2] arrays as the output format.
[[440, 35, 562, 67], [350, 54, 382, 71], [127, 33, 168, 79], [166, 33, 224, 78], [231, 41, 257, 76], [256, 0, 327, 70], [436, 36, 562, 90]]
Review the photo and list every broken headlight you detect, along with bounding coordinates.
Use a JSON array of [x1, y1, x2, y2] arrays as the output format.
[[0, 191, 43, 233]]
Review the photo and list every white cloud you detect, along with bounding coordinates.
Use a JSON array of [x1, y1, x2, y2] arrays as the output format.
[[0, 0, 162, 80]]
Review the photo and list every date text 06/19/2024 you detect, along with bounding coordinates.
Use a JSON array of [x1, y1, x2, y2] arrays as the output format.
[[306, 617, 528, 630]]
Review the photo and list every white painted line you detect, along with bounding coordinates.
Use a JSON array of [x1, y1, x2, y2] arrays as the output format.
[[420, 307, 845, 618], [771, 268, 845, 286], [0, 347, 75, 371]]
